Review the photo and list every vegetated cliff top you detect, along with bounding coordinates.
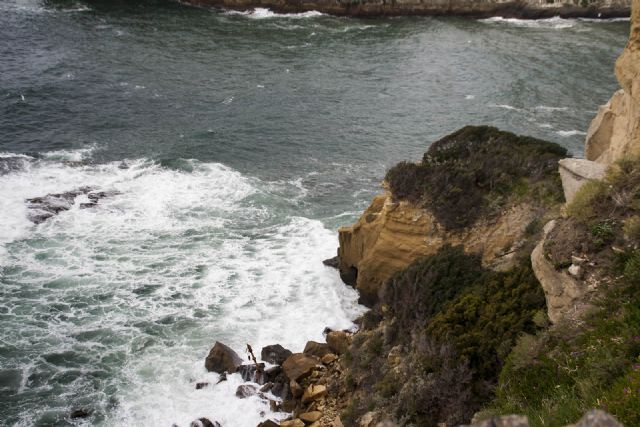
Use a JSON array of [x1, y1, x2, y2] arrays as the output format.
[[384, 125, 568, 230]]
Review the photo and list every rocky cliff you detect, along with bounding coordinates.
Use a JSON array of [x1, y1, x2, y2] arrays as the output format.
[[586, 0, 640, 164], [182, 0, 630, 18], [337, 126, 566, 306]]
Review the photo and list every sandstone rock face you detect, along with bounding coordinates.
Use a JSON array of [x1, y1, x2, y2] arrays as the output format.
[[204, 341, 242, 374], [531, 221, 588, 324], [183, 0, 629, 18], [338, 194, 538, 304], [558, 159, 608, 204], [586, 0, 640, 164]]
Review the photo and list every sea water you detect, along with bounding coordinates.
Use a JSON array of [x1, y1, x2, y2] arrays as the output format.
[[0, 0, 629, 425]]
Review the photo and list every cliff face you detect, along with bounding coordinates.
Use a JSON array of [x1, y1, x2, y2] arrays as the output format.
[[585, 0, 640, 164], [183, 0, 630, 18], [337, 125, 566, 306], [338, 195, 539, 305]]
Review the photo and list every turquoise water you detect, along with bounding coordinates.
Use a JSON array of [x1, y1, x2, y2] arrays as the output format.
[[0, 0, 629, 425]]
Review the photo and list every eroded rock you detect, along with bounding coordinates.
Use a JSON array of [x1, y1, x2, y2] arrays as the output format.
[[303, 341, 331, 358], [282, 353, 320, 382], [205, 341, 243, 374], [261, 344, 293, 365]]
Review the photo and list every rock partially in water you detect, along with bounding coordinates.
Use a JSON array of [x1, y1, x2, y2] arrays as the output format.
[[237, 363, 266, 383], [257, 420, 280, 427], [190, 418, 221, 427], [322, 256, 339, 269], [195, 382, 210, 390], [235, 384, 258, 399], [326, 331, 349, 355], [261, 344, 292, 365], [205, 341, 243, 374], [26, 187, 119, 223]]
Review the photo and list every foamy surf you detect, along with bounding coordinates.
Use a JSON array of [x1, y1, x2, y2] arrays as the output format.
[[224, 7, 325, 19], [480, 16, 577, 29], [0, 150, 364, 426]]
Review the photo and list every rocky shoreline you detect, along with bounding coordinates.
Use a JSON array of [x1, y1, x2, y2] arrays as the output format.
[[186, 0, 640, 425], [180, 0, 630, 19]]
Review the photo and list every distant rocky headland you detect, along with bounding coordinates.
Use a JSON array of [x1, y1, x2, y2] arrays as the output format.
[[181, 0, 630, 19]]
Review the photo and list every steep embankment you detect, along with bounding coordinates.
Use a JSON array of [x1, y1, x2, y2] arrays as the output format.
[[182, 0, 630, 18]]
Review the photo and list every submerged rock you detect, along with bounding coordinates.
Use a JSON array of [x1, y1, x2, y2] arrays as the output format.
[[70, 409, 91, 419], [204, 341, 243, 374], [322, 256, 340, 269]]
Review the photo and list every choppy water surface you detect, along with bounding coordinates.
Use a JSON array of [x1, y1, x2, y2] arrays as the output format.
[[0, 0, 629, 425]]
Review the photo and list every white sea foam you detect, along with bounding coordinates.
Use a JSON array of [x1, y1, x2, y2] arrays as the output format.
[[0, 151, 364, 426], [535, 105, 569, 112], [556, 129, 587, 137], [225, 7, 325, 19], [480, 16, 576, 29]]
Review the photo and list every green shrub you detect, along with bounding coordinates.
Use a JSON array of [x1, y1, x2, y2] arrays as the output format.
[[426, 262, 546, 380], [384, 126, 566, 229], [623, 215, 640, 244], [566, 180, 608, 223], [380, 245, 485, 332]]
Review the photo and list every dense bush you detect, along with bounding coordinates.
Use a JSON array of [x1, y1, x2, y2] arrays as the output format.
[[384, 126, 567, 229], [343, 246, 547, 426], [427, 262, 546, 380], [380, 245, 485, 333]]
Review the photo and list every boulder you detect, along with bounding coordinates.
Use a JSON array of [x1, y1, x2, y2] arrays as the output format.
[[282, 353, 320, 382], [300, 411, 322, 423], [195, 382, 210, 390], [261, 344, 293, 365], [321, 353, 338, 364], [257, 420, 280, 427], [558, 159, 607, 205], [191, 419, 221, 427], [303, 341, 331, 358], [280, 420, 305, 427], [569, 410, 622, 427], [205, 341, 243, 374], [236, 384, 258, 398], [290, 379, 303, 398], [464, 415, 529, 427], [326, 331, 349, 355], [301, 384, 327, 404]]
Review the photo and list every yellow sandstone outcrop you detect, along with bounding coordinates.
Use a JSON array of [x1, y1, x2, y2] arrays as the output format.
[[585, 0, 640, 164], [338, 193, 539, 304]]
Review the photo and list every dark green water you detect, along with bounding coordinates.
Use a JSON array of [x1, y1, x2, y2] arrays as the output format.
[[0, 0, 629, 425]]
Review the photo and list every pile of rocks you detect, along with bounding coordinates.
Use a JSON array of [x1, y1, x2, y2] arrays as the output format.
[[201, 330, 352, 427]]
